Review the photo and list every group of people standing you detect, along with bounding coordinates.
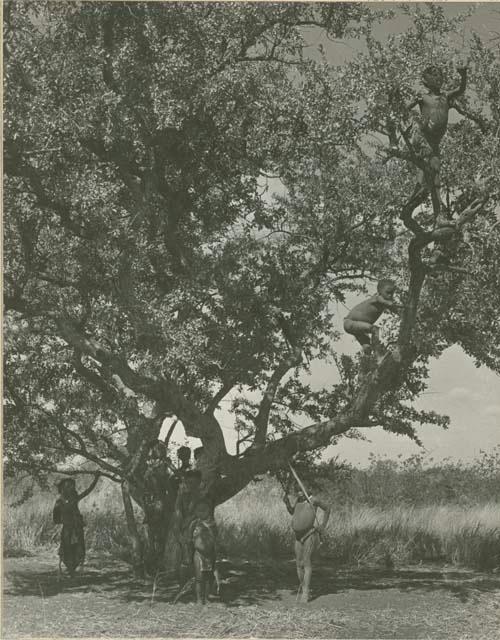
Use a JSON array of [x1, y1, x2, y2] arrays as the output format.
[[53, 443, 330, 604], [143, 442, 220, 591], [52, 442, 219, 587]]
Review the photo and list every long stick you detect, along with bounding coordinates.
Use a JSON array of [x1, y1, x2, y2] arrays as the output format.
[[288, 462, 322, 531]]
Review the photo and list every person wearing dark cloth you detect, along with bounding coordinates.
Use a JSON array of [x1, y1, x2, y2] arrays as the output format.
[[283, 486, 331, 603], [143, 441, 174, 554], [53, 473, 100, 577], [177, 445, 192, 472]]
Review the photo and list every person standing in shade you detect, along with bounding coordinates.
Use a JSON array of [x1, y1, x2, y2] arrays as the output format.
[[53, 473, 100, 577]]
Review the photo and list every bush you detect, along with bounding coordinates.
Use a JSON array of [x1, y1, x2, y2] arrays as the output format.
[[4, 451, 500, 572]]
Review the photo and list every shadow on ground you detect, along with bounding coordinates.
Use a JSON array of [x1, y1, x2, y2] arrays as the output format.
[[4, 551, 500, 607]]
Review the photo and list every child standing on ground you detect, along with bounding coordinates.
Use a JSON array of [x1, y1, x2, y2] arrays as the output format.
[[284, 485, 331, 604]]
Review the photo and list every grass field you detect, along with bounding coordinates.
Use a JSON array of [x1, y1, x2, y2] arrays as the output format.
[[4, 469, 500, 571], [4, 459, 500, 639]]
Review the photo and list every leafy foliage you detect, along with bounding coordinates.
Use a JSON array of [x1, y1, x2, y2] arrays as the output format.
[[4, 2, 499, 506]]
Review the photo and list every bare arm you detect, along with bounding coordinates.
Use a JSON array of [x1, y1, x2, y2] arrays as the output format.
[[447, 68, 467, 102], [283, 492, 296, 515], [376, 294, 401, 311], [312, 496, 331, 529], [77, 472, 100, 501], [404, 94, 422, 112]]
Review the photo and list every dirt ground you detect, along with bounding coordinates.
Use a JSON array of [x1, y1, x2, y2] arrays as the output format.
[[2, 550, 500, 639]]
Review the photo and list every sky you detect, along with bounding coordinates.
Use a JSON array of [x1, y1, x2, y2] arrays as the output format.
[[163, 2, 500, 467], [165, 299, 500, 467]]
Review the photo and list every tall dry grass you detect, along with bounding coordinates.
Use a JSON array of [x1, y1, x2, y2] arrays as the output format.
[[4, 463, 500, 571], [216, 479, 500, 570], [3, 477, 129, 557]]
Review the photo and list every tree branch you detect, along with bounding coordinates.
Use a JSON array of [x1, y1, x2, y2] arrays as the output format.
[[4, 150, 93, 239], [54, 315, 227, 453], [206, 380, 236, 415], [451, 100, 490, 134], [163, 419, 179, 450], [21, 398, 127, 480], [253, 347, 302, 447]]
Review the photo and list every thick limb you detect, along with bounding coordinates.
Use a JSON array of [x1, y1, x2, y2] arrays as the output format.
[[78, 472, 100, 500]]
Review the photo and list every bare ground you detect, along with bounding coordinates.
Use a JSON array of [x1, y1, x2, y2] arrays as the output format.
[[2, 550, 500, 639]]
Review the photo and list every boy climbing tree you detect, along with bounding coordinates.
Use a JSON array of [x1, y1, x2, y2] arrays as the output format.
[[343, 279, 402, 361], [404, 58, 468, 223]]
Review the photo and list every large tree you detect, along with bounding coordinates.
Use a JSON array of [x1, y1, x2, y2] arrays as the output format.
[[4, 1, 500, 563]]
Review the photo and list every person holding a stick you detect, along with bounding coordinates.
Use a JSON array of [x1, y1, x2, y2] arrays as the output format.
[[283, 464, 331, 604]]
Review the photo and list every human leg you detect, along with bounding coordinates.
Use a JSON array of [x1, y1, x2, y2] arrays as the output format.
[[427, 154, 448, 225], [192, 521, 217, 603], [193, 551, 205, 604], [213, 565, 222, 595], [408, 127, 430, 203], [203, 570, 213, 603], [179, 532, 194, 587], [294, 539, 305, 596], [343, 319, 373, 353], [211, 523, 222, 595], [60, 527, 79, 577], [300, 532, 319, 603]]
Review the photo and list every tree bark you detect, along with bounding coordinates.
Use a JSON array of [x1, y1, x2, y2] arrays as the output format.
[[121, 481, 145, 579]]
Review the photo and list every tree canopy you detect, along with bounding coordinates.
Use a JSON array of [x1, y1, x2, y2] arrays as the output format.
[[4, 2, 500, 505]]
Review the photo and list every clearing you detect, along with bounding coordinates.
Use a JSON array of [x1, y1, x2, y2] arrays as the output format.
[[2, 550, 500, 639]]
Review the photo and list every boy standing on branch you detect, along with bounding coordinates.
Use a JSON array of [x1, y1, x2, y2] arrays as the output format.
[[404, 59, 468, 223]]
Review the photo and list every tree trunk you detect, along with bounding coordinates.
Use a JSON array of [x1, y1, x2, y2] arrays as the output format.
[[162, 516, 182, 580], [121, 480, 145, 579]]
